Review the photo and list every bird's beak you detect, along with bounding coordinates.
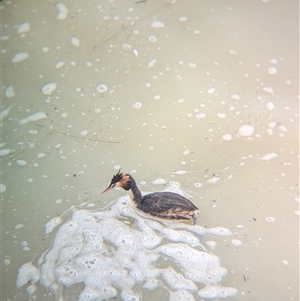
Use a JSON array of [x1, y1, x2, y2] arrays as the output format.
[[101, 185, 114, 194]]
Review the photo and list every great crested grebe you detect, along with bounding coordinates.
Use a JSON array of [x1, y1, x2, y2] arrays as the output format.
[[101, 170, 199, 225]]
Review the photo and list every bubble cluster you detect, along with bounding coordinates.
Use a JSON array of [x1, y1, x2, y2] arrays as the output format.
[[17, 183, 235, 300]]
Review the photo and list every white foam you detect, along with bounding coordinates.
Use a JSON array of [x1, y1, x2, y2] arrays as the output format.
[[19, 112, 47, 124], [17, 182, 236, 300], [198, 285, 237, 299], [17, 22, 30, 34], [96, 84, 107, 93], [42, 82, 57, 95], [55, 61, 64, 69], [16, 160, 26, 166], [222, 134, 232, 141], [0, 184, 6, 193], [268, 67, 277, 75], [12, 52, 29, 63], [231, 239, 243, 246], [132, 102, 142, 109], [0, 105, 12, 120], [0, 149, 10, 156], [71, 36, 80, 47], [238, 125, 254, 137], [5, 85, 15, 98], [217, 113, 226, 118], [259, 153, 278, 160], [56, 3, 68, 20], [152, 178, 166, 185], [207, 177, 221, 184], [16, 262, 39, 288], [151, 20, 164, 28], [266, 102, 275, 110]]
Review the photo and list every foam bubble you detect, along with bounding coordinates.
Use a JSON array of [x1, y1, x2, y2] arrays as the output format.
[[222, 134, 232, 141], [5, 85, 15, 98], [19, 112, 47, 124], [231, 239, 243, 246], [17, 22, 30, 34], [132, 102, 142, 109], [198, 285, 237, 299], [96, 84, 107, 93], [42, 82, 57, 95], [55, 61, 64, 69], [151, 178, 166, 185], [0, 149, 10, 156], [45, 217, 62, 234], [71, 36, 80, 47], [16, 262, 39, 288], [0, 184, 6, 193], [265, 216, 275, 222], [259, 153, 278, 160], [17, 182, 236, 300], [15, 224, 24, 229], [56, 3, 68, 20], [0, 105, 12, 120], [151, 20, 164, 28], [16, 160, 26, 166], [238, 125, 254, 137], [12, 52, 29, 63]]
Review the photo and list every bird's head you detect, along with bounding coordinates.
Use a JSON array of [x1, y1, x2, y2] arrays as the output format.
[[101, 169, 132, 194]]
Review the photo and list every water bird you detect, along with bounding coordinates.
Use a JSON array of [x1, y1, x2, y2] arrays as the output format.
[[102, 170, 199, 224]]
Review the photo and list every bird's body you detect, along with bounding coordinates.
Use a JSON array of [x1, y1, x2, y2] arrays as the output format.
[[102, 170, 199, 225]]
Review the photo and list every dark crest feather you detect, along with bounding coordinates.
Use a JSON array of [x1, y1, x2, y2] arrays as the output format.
[[110, 169, 123, 185]]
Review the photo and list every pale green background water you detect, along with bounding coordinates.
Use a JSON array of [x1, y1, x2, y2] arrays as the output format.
[[1, 0, 299, 300]]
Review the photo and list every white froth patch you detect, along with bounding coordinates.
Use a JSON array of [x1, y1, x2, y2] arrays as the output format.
[[179, 16, 188, 22], [148, 36, 157, 43], [15, 224, 24, 229], [260, 153, 278, 160], [19, 112, 47, 124], [12, 52, 29, 63], [0, 184, 6, 193], [205, 241, 217, 249], [17, 22, 30, 34], [265, 216, 275, 222], [231, 239, 243, 246], [238, 125, 254, 137], [263, 86, 274, 94], [0, 105, 12, 120], [42, 82, 57, 95], [268, 67, 277, 75], [207, 177, 221, 184], [44, 217, 62, 234], [71, 36, 80, 47], [16, 262, 39, 288], [231, 94, 240, 100], [222, 134, 232, 141], [56, 3, 69, 20], [96, 84, 107, 93], [0, 150, 9, 159], [151, 20, 164, 28], [173, 170, 187, 175], [152, 178, 166, 185], [217, 113, 226, 118], [55, 61, 65, 69], [4, 259, 11, 265], [266, 102, 275, 110], [207, 88, 215, 94], [5, 85, 15, 98], [132, 102, 142, 109], [16, 160, 26, 166], [198, 285, 237, 299], [18, 181, 236, 300]]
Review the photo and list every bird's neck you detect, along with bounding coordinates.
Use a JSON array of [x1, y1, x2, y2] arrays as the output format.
[[128, 178, 143, 205]]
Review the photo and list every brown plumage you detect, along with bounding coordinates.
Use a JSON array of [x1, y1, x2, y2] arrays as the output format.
[[101, 170, 199, 225]]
